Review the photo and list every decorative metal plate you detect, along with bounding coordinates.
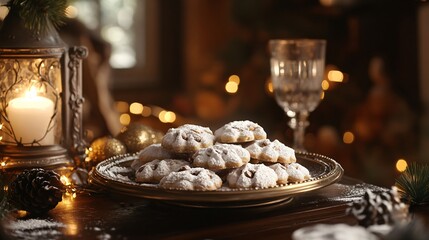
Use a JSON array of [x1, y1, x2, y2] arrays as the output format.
[[89, 152, 343, 208]]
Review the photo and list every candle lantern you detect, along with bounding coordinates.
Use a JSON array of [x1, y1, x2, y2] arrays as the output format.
[[0, 4, 87, 171]]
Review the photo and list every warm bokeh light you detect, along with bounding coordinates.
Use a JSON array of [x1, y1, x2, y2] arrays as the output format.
[[1, 161, 5, 167], [321, 80, 330, 90], [320, 91, 325, 100], [266, 78, 273, 94], [102, 26, 125, 43], [165, 111, 176, 123], [115, 101, 129, 113], [119, 113, 131, 126], [228, 75, 240, 84], [319, 0, 335, 6], [328, 70, 344, 82], [225, 81, 238, 94], [61, 175, 72, 186], [396, 159, 408, 172], [141, 106, 152, 117], [65, 222, 79, 236], [129, 102, 144, 115], [343, 131, 354, 144], [159, 110, 176, 123], [66, 5, 78, 18]]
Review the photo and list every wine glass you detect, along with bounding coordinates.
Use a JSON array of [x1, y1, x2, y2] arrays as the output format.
[[269, 39, 326, 151]]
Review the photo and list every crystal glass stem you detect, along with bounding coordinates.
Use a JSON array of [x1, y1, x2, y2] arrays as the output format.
[[288, 111, 309, 151]]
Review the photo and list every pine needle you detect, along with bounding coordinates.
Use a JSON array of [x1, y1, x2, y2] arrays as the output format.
[[6, 0, 68, 34], [395, 162, 429, 205]]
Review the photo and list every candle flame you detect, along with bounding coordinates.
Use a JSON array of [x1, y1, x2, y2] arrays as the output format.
[[25, 87, 38, 98]]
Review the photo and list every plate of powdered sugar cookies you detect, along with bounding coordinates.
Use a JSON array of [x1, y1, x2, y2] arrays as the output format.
[[89, 120, 343, 208]]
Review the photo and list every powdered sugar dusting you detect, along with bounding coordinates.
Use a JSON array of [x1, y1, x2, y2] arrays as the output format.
[[245, 139, 296, 163], [214, 120, 267, 143], [161, 124, 215, 153], [159, 167, 222, 190], [99, 163, 133, 182], [5, 219, 66, 240], [227, 163, 278, 188], [303, 183, 389, 205], [331, 183, 388, 202], [192, 143, 251, 170]]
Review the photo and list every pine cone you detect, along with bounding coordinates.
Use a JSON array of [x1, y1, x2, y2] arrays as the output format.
[[347, 186, 409, 227], [9, 168, 65, 214]]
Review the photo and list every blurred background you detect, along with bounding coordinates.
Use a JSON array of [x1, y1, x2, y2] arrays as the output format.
[[2, 0, 428, 187]]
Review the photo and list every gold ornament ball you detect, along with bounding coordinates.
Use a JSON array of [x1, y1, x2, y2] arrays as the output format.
[[87, 136, 127, 164], [117, 123, 164, 153]]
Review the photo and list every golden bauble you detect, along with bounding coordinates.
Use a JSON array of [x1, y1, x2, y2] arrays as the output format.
[[117, 123, 163, 153], [87, 136, 127, 164]]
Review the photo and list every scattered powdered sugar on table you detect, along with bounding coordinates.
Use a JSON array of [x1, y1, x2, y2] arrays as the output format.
[[5, 219, 66, 240], [302, 183, 389, 205], [330, 183, 388, 202]]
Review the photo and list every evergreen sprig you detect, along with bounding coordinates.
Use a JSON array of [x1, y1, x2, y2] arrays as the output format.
[[6, 0, 68, 34], [395, 162, 429, 205]]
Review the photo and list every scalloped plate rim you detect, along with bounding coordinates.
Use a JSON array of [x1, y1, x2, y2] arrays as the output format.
[[89, 151, 344, 204]]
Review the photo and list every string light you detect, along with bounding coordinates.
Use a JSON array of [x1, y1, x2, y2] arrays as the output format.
[[141, 106, 152, 117], [119, 113, 131, 126], [66, 5, 78, 18], [396, 159, 408, 172], [322, 80, 330, 90], [158, 110, 176, 123], [265, 78, 273, 94], [115, 101, 129, 113], [129, 102, 143, 115], [327, 70, 344, 82], [60, 175, 72, 186], [225, 81, 238, 94], [343, 131, 354, 144], [228, 75, 240, 84]]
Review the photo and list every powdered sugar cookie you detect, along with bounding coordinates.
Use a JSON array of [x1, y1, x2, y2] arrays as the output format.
[[161, 124, 215, 154], [135, 159, 190, 183], [245, 139, 296, 164], [227, 163, 278, 188], [214, 120, 267, 143], [268, 163, 289, 184], [192, 144, 250, 171], [285, 163, 311, 182], [131, 143, 174, 170], [159, 167, 222, 190]]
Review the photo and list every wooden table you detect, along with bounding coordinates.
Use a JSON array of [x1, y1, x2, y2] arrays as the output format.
[[1, 177, 425, 239]]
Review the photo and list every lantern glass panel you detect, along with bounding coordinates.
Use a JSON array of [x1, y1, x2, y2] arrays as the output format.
[[0, 57, 62, 146]]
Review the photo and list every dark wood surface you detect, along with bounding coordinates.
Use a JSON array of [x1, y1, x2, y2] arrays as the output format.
[[2, 177, 423, 240]]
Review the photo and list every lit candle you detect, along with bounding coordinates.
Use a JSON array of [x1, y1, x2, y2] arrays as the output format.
[[6, 95, 55, 145]]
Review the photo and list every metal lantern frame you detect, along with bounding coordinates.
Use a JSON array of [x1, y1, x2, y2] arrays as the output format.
[[0, 8, 87, 171]]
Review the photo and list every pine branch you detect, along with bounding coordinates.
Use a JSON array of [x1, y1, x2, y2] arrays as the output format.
[[6, 0, 68, 34], [395, 162, 429, 205]]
